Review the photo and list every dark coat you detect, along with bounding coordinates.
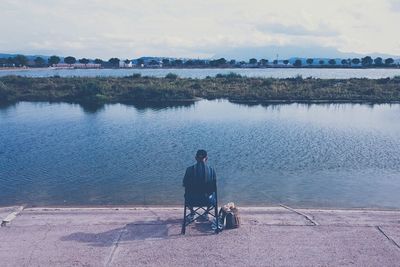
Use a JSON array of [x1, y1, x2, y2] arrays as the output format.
[[183, 162, 216, 196]]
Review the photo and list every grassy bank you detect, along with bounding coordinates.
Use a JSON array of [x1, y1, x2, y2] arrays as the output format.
[[1, 74, 400, 104]]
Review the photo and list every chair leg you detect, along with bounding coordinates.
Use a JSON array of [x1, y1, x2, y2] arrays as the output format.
[[214, 205, 219, 234], [181, 205, 187, 235]]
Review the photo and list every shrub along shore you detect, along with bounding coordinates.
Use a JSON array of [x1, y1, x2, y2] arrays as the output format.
[[1, 73, 400, 104]]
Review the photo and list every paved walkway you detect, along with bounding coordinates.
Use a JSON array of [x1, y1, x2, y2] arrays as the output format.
[[1, 206, 400, 266]]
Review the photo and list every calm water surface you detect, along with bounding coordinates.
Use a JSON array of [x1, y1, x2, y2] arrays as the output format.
[[1, 67, 400, 79], [1, 100, 400, 208]]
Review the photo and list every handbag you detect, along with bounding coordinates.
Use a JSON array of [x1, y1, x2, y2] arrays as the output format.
[[219, 202, 240, 230]]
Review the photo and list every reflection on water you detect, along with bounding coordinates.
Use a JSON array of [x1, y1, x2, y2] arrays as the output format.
[[1, 100, 400, 208], [0, 100, 197, 114], [124, 100, 195, 111]]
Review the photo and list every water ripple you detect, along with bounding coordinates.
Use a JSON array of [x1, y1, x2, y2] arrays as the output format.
[[1, 100, 400, 208]]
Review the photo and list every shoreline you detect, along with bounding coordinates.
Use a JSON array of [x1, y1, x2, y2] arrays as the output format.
[[3, 99, 400, 110], [2, 204, 400, 212], [229, 99, 400, 104]]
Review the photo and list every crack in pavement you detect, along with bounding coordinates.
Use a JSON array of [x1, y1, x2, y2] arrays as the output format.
[[25, 223, 52, 267], [280, 204, 319, 226], [376, 226, 400, 250], [105, 227, 127, 267]]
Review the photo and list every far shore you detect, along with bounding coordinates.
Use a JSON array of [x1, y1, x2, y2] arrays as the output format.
[[1, 74, 400, 104]]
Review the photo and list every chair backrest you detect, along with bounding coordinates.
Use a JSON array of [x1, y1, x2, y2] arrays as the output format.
[[185, 185, 217, 207], [184, 164, 216, 194]]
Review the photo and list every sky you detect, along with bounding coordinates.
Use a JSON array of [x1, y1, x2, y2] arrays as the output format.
[[1, 0, 400, 59]]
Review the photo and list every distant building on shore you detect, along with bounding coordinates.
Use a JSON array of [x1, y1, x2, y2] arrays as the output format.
[[119, 61, 133, 68]]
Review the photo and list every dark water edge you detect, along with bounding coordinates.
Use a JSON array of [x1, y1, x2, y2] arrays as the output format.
[[1, 100, 400, 208]]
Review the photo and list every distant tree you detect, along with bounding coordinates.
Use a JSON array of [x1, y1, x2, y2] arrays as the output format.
[[319, 60, 325, 65], [229, 59, 236, 66], [79, 58, 90, 65], [124, 59, 131, 64], [306, 58, 314, 65], [6, 57, 14, 66], [108, 58, 120, 67], [184, 60, 194, 66], [328, 59, 336, 65], [94, 58, 103, 64], [283, 60, 289, 65], [0, 58, 6, 66], [210, 58, 227, 67], [361, 56, 373, 67], [273, 60, 278, 65], [216, 58, 227, 65], [249, 58, 257, 65], [192, 60, 203, 66], [64, 56, 76, 65], [374, 57, 383, 66], [259, 59, 268, 66], [34, 57, 45, 67], [48, 55, 61, 66], [13, 55, 28, 67], [137, 58, 144, 66], [293, 59, 302, 67], [173, 59, 183, 66], [162, 58, 170, 66], [341, 59, 348, 65], [385, 58, 394, 65], [149, 59, 159, 65], [351, 58, 360, 65]]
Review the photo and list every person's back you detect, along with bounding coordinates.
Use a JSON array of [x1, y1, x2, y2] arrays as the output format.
[[183, 149, 216, 206]]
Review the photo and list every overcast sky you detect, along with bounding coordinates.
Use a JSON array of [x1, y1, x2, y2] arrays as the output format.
[[1, 0, 400, 59]]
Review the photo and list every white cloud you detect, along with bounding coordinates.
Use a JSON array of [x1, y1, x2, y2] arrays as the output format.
[[0, 0, 399, 58], [257, 22, 338, 37], [388, 0, 400, 12]]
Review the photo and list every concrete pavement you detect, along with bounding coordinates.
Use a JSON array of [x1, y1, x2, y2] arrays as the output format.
[[0, 206, 400, 266]]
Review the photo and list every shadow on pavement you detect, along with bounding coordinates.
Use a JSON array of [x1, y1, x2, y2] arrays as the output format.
[[60, 218, 215, 247]]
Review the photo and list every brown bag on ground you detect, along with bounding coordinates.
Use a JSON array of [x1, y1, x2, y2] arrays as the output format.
[[219, 202, 240, 229], [225, 207, 240, 229]]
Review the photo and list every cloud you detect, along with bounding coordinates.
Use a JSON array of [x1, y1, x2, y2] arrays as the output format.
[[0, 0, 400, 58], [388, 0, 400, 12], [257, 22, 338, 37]]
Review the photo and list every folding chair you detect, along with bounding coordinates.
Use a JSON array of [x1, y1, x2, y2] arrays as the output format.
[[181, 180, 219, 235]]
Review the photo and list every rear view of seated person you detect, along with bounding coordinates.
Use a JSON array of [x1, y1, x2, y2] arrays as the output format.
[[183, 149, 216, 219]]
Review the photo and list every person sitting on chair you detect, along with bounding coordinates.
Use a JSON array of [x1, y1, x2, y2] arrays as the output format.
[[183, 149, 216, 220]]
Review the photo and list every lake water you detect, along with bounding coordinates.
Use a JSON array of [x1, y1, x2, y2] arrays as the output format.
[[1, 100, 400, 208], [1, 67, 400, 79]]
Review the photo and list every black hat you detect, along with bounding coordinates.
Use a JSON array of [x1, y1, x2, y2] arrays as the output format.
[[196, 149, 207, 158]]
